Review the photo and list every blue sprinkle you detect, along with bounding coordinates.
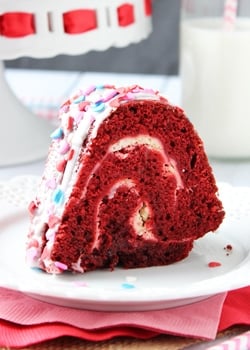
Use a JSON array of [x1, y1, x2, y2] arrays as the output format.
[[50, 128, 64, 139], [91, 101, 105, 113], [73, 95, 85, 104], [121, 283, 135, 289], [52, 188, 65, 205], [96, 84, 104, 89], [31, 267, 44, 273]]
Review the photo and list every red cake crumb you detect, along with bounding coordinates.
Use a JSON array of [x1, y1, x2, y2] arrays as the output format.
[[208, 261, 222, 268], [224, 244, 233, 256]]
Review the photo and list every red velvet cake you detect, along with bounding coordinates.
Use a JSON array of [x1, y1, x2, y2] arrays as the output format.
[[26, 84, 225, 274]]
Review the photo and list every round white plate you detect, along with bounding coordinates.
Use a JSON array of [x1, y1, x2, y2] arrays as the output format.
[[0, 177, 249, 311]]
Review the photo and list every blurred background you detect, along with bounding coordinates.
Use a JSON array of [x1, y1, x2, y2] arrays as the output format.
[[5, 0, 181, 75]]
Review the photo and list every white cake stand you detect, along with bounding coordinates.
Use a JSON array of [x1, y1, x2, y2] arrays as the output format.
[[0, 0, 152, 166]]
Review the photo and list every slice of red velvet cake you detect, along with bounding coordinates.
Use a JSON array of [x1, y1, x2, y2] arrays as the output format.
[[26, 84, 225, 274]]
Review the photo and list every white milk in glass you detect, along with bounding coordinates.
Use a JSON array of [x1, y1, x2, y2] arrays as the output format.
[[180, 18, 250, 158]]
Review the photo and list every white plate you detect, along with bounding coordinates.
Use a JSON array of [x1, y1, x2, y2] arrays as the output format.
[[0, 178, 249, 311]]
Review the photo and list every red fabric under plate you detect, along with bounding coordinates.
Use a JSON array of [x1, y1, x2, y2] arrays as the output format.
[[0, 320, 156, 348], [0, 287, 249, 347], [218, 286, 250, 331]]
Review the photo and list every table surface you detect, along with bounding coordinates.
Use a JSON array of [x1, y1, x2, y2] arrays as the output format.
[[1, 69, 249, 350]]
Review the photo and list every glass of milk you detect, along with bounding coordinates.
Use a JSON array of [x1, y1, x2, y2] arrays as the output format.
[[180, 0, 250, 159]]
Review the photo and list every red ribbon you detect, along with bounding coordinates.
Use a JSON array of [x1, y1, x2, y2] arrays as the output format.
[[117, 4, 135, 27], [0, 1, 152, 38], [0, 12, 35, 37], [63, 9, 97, 34], [144, 0, 153, 16]]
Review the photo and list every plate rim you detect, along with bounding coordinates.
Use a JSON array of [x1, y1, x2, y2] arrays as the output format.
[[0, 180, 249, 310]]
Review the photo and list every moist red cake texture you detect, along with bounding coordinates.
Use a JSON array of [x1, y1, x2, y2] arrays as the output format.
[[26, 84, 225, 274]]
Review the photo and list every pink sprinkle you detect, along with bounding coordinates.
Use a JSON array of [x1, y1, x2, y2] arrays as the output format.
[[59, 141, 70, 155], [26, 247, 38, 262], [56, 159, 67, 172], [208, 261, 222, 268], [132, 85, 145, 92], [47, 204, 55, 216], [79, 101, 90, 111], [143, 88, 156, 94], [45, 229, 55, 242], [46, 178, 57, 190], [67, 149, 75, 161], [125, 92, 135, 100], [54, 261, 68, 271], [60, 104, 70, 114], [82, 85, 96, 95], [75, 112, 84, 124], [102, 89, 118, 102], [48, 215, 60, 228]]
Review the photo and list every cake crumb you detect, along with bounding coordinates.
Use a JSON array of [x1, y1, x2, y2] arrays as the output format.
[[208, 261, 222, 268], [224, 244, 233, 256]]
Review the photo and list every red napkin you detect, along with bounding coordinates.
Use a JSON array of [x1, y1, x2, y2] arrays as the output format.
[[218, 286, 250, 331], [0, 287, 227, 348]]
